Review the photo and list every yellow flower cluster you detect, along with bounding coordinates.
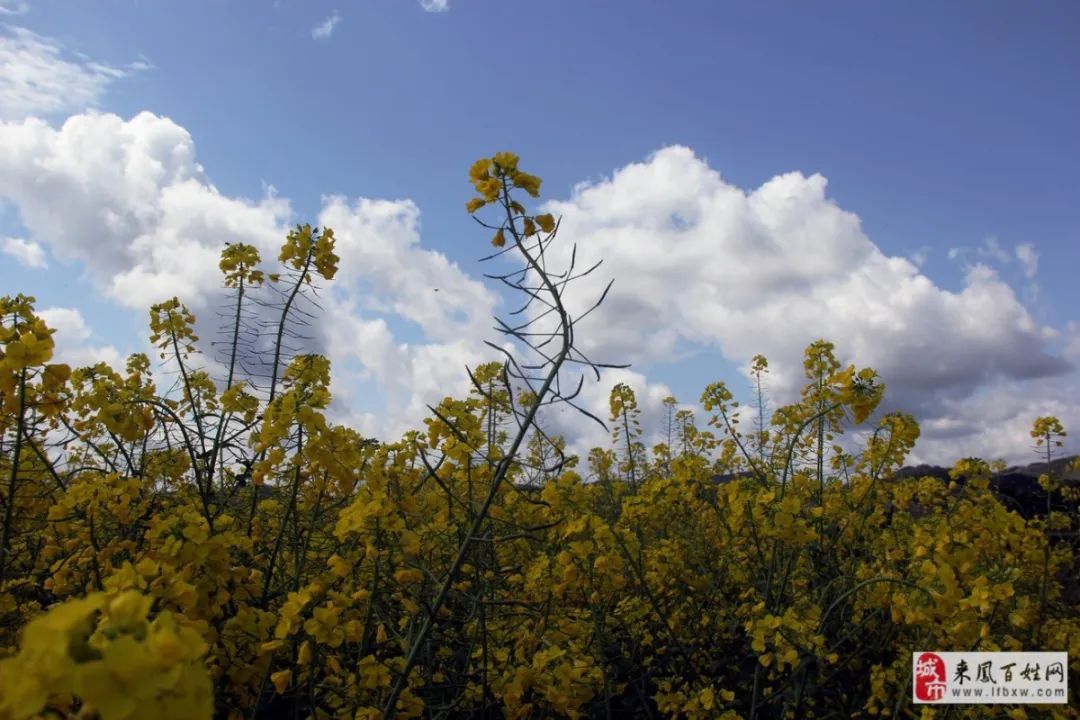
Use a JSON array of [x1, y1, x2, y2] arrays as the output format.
[[218, 242, 265, 288], [0, 591, 211, 720], [0, 156, 1077, 720], [465, 153, 556, 247], [279, 223, 339, 281]]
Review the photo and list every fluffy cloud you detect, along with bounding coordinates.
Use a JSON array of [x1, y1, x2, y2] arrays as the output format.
[[903, 378, 1080, 466], [2, 235, 46, 268], [319, 196, 496, 342], [311, 11, 341, 40], [1, 112, 1073, 467], [0, 26, 145, 121], [538, 146, 1075, 463], [37, 306, 122, 369], [544, 366, 679, 470], [0, 110, 503, 448], [419, 0, 449, 12], [0, 112, 291, 312], [315, 198, 500, 438]]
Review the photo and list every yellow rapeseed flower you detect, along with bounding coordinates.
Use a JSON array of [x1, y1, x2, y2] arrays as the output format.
[[270, 669, 292, 694], [493, 151, 519, 172], [512, 171, 542, 198]]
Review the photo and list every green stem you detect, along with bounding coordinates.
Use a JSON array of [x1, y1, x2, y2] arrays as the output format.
[[208, 275, 246, 483], [0, 367, 28, 582], [381, 183, 574, 719]]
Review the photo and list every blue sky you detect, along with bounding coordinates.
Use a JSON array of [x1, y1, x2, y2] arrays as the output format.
[[2, 0, 1078, 465]]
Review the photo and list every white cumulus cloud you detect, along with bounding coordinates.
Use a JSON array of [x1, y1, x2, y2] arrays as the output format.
[[0, 111, 507, 447], [419, 0, 449, 12], [0, 112, 291, 312], [318, 196, 496, 342], [2, 235, 46, 268], [535, 146, 1075, 464], [37, 306, 123, 369], [1, 115, 1074, 467], [315, 197, 502, 438]]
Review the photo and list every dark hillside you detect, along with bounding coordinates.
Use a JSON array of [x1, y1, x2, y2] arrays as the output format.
[[894, 454, 1080, 520]]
